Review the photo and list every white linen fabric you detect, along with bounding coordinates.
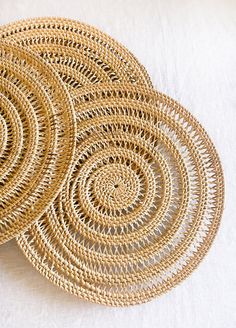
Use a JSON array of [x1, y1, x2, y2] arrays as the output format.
[[0, 0, 235, 327]]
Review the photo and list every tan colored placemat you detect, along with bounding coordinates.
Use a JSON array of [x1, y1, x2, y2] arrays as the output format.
[[0, 42, 76, 244], [0, 17, 152, 92], [17, 83, 224, 306]]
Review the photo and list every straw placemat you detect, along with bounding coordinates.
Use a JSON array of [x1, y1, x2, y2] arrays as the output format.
[[0, 42, 76, 244], [0, 17, 152, 92], [17, 83, 224, 306]]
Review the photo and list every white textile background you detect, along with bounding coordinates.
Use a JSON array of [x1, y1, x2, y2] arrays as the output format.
[[0, 0, 235, 327]]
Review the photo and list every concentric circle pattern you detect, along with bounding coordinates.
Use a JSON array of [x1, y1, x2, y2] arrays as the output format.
[[0, 42, 76, 244], [17, 84, 224, 306], [0, 17, 152, 92]]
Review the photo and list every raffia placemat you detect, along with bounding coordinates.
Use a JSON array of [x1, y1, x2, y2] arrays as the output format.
[[0, 42, 76, 244], [0, 17, 152, 92], [16, 83, 224, 306]]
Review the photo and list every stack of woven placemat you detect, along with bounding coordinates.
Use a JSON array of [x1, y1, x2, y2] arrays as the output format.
[[0, 17, 224, 306]]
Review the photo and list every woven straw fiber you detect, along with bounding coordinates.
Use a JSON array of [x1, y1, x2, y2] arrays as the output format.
[[0, 17, 152, 92], [0, 42, 76, 244], [17, 83, 224, 306]]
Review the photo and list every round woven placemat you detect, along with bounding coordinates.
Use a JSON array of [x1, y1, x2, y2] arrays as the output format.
[[0, 42, 76, 244], [17, 84, 224, 306], [0, 17, 152, 92]]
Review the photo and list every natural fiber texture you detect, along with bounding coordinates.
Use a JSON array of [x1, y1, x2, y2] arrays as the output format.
[[0, 17, 152, 92], [17, 83, 224, 306], [0, 42, 76, 244]]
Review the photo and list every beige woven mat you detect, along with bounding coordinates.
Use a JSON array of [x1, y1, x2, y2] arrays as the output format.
[[0, 41, 76, 244], [16, 83, 224, 306], [0, 17, 152, 91]]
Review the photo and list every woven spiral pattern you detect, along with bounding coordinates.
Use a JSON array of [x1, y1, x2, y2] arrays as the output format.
[[0, 17, 152, 92], [0, 42, 76, 244], [17, 84, 224, 306]]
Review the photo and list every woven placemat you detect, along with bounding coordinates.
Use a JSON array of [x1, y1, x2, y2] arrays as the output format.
[[0, 42, 76, 244], [17, 83, 224, 306], [0, 17, 152, 92]]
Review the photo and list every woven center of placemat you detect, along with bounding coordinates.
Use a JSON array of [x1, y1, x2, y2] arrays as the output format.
[[90, 163, 141, 210]]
